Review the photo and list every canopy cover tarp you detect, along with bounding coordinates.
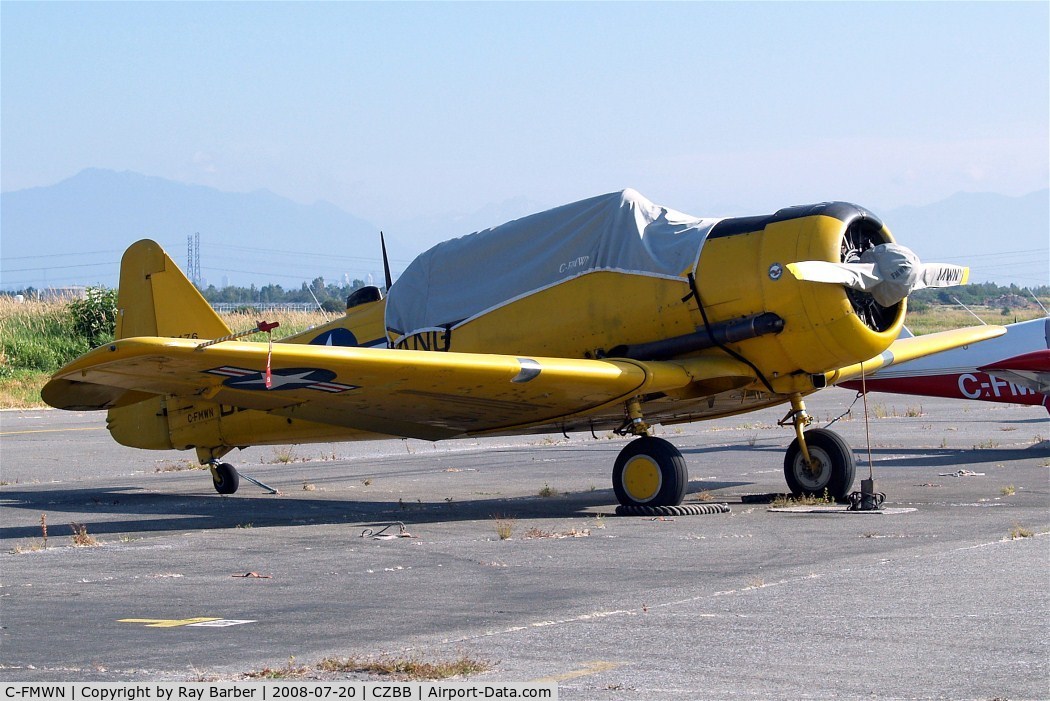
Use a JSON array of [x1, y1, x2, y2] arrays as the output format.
[[385, 189, 721, 342]]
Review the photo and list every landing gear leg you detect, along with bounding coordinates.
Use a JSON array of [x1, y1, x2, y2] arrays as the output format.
[[781, 394, 856, 500], [612, 397, 688, 507]]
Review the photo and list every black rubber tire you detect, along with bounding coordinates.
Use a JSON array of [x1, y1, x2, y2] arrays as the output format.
[[211, 462, 240, 495], [783, 428, 855, 500], [612, 436, 688, 508]]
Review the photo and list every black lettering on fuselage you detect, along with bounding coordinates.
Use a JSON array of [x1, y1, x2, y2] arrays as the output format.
[[394, 329, 452, 352], [186, 408, 216, 424]]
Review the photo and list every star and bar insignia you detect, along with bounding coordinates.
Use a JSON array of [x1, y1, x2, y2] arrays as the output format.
[[204, 366, 358, 393]]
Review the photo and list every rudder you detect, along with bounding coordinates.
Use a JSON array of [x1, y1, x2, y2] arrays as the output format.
[[116, 239, 231, 340]]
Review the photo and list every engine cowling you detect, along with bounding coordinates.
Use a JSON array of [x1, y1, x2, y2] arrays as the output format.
[[694, 202, 905, 379]]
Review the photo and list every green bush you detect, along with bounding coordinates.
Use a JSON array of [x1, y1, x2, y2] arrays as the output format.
[[68, 286, 118, 346]]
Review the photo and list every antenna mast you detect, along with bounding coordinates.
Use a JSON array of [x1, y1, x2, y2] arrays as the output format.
[[380, 231, 393, 292]]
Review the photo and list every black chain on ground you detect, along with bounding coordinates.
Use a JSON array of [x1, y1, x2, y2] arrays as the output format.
[[614, 503, 731, 517]]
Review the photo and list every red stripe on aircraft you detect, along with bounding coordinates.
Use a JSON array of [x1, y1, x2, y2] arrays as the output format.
[[842, 372, 1047, 407]]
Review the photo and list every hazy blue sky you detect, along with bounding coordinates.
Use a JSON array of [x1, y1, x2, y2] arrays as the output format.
[[3, 1, 1047, 224]]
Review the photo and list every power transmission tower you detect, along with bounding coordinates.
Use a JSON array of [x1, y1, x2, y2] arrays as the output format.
[[186, 232, 201, 287]]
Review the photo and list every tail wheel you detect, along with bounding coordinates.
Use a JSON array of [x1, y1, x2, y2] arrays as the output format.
[[613, 436, 688, 508], [210, 462, 240, 495], [784, 428, 855, 499]]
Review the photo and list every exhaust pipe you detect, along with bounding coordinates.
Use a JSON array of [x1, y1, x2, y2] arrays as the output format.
[[608, 312, 784, 361]]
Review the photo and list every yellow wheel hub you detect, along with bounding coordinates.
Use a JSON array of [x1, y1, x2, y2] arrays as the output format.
[[622, 455, 662, 503]]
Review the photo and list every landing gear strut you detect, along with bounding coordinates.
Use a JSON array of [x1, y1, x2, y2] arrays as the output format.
[[781, 395, 856, 499], [612, 397, 688, 508]]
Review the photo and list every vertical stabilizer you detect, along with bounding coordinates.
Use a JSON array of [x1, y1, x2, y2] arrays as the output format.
[[116, 239, 231, 340]]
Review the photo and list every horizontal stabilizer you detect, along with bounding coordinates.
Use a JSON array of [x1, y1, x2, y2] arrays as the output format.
[[787, 244, 969, 307]]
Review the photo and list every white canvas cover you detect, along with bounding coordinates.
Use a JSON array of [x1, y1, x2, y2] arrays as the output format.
[[385, 189, 721, 342]]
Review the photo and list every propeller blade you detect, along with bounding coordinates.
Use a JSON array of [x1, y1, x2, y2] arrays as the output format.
[[786, 261, 880, 288], [916, 263, 969, 289], [787, 243, 969, 307]]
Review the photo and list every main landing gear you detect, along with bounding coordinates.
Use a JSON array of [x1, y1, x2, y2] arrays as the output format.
[[612, 398, 689, 508], [610, 394, 857, 508]]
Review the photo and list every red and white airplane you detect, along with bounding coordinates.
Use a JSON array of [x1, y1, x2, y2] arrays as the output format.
[[840, 316, 1050, 412]]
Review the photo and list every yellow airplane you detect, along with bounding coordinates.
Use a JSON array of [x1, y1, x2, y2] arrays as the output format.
[[42, 190, 1003, 511]]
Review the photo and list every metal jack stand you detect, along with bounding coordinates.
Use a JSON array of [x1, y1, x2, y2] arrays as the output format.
[[848, 477, 885, 511], [241, 472, 279, 495]]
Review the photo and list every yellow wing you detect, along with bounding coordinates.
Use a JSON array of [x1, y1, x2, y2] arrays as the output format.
[[826, 324, 1007, 385], [41, 338, 753, 440]]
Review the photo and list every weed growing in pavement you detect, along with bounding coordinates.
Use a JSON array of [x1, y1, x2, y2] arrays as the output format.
[[492, 515, 515, 540], [770, 489, 832, 508], [242, 657, 313, 679], [1009, 524, 1034, 540], [317, 652, 493, 680], [70, 522, 99, 547], [270, 446, 298, 464]]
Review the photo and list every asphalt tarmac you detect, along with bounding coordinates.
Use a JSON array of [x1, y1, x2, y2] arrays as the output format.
[[1, 389, 1048, 699]]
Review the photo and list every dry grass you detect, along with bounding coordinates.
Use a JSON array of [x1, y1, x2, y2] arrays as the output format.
[[240, 652, 492, 681], [154, 460, 204, 473], [317, 653, 492, 680], [70, 522, 100, 547], [770, 490, 833, 508], [523, 526, 590, 539], [537, 483, 558, 498], [241, 657, 314, 679], [1009, 524, 1034, 540], [0, 370, 50, 408], [220, 309, 329, 340], [493, 515, 515, 540], [904, 305, 1047, 335]]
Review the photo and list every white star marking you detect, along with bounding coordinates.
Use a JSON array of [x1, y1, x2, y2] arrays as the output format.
[[231, 370, 318, 389]]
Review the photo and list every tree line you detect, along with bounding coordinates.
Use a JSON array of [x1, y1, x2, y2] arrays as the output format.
[[908, 282, 1049, 312], [197, 277, 373, 312]]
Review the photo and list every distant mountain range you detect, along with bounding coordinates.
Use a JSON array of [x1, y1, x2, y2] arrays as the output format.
[[883, 190, 1049, 289], [1, 168, 1046, 290], [0, 168, 545, 290]]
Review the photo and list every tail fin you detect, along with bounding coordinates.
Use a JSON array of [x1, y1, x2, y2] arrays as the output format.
[[116, 240, 231, 340]]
